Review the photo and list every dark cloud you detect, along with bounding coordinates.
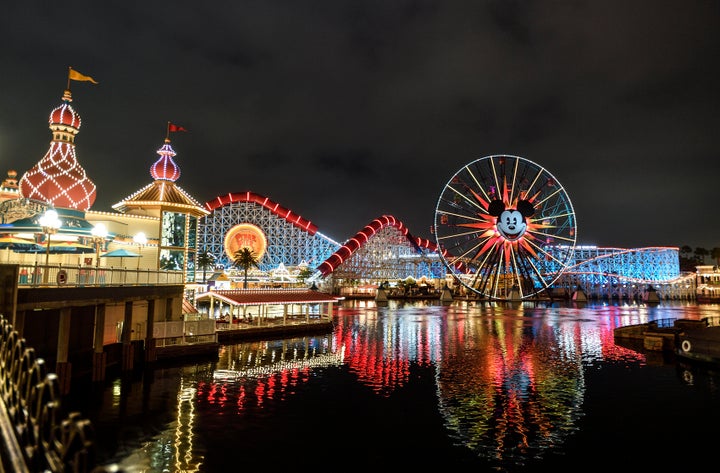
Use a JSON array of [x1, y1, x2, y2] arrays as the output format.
[[314, 150, 378, 178], [1, 0, 718, 250]]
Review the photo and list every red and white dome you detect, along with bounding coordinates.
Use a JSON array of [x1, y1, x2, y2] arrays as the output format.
[[49, 89, 81, 130], [18, 89, 96, 211], [150, 139, 181, 182]]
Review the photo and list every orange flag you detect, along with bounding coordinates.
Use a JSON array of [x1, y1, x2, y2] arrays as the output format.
[[68, 67, 99, 84]]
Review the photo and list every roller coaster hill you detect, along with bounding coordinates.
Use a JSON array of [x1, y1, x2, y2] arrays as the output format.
[[197, 191, 695, 302]]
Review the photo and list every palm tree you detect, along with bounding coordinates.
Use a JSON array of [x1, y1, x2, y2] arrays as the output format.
[[680, 245, 693, 259], [679, 245, 695, 271], [694, 247, 709, 265], [296, 266, 314, 286], [233, 247, 260, 289], [711, 247, 720, 266], [196, 248, 215, 284]]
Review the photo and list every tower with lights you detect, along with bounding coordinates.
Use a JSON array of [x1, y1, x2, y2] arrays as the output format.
[[112, 129, 209, 282], [19, 88, 97, 211], [0, 86, 99, 248]]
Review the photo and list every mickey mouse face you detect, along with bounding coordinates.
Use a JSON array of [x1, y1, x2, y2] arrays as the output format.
[[497, 209, 527, 241], [487, 199, 535, 242]]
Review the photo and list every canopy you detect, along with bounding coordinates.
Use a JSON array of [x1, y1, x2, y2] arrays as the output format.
[[11, 240, 96, 254], [48, 241, 96, 254], [100, 247, 142, 267], [0, 235, 42, 250], [101, 248, 141, 258]]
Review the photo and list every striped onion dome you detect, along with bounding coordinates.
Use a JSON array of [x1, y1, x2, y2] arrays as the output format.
[[150, 138, 181, 182], [112, 135, 208, 216], [18, 89, 96, 211]]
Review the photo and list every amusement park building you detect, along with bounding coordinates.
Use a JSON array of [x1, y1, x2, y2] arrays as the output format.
[[0, 76, 696, 301]]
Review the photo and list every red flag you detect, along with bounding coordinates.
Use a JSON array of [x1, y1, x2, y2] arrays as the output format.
[[168, 123, 188, 132]]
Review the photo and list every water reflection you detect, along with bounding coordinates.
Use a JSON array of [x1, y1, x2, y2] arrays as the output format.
[[72, 300, 718, 472], [335, 301, 653, 468], [199, 338, 343, 408]]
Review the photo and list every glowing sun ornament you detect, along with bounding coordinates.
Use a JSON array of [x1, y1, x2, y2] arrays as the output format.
[[224, 223, 268, 262], [434, 155, 577, 300]]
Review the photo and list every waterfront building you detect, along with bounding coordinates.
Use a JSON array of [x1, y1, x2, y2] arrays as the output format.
[[0, 81, 207, 283], [696, 265, 720, 302]]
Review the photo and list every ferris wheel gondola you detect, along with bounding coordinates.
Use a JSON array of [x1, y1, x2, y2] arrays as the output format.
[[434, 155, 577, 300]]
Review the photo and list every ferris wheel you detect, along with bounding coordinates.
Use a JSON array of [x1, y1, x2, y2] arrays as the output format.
[[434, 154, 577, 300]]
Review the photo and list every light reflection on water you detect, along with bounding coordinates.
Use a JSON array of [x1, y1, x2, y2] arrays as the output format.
[[68, 300, 720, 472]]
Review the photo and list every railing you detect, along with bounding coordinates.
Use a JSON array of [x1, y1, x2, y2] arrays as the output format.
[[151, 319, 217, 347], [13, 263, 184, 287], [0, 314, 120, 473]]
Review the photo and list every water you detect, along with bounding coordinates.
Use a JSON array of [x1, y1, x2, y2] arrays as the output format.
[[65, 300, 720, 472]]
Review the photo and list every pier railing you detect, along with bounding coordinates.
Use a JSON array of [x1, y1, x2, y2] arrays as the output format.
[[13, 262, 184, 288], [0, 314, 121, 473]]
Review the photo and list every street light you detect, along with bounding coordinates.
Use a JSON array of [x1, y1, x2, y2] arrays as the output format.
[[133, 231, 147, 270], [39, 208, 61, 283], [91, 223, 108, 269]]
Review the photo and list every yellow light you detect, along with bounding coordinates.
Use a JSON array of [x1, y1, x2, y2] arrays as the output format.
[[39, 209, 61, 283]]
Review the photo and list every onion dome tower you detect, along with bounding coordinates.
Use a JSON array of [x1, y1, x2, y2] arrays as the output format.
[[0, 170, 20, 201], [113, 135, 206, 214], [113, 126, 209, 281], [149, 139, 182, 182], [19, 89, 97, 211]]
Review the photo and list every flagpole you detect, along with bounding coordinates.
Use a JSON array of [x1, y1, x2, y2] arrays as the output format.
[[166, 121, 171, 140], [67, 66, 72, 90]]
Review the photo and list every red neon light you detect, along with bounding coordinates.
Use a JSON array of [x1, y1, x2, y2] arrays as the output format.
[[204, 191, 318, 235]]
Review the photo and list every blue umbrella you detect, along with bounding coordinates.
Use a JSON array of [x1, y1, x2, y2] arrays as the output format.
[[101, 248, 141, 258], [101, 248, 141, 266]]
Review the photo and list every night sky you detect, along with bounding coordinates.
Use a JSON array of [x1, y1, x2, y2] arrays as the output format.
[[1, 1, 718, 250]]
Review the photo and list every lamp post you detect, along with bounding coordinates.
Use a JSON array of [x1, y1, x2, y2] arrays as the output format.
[[91, 223, 108, 269], [39, 208, 61, 283], [133, 231, 147, 270]]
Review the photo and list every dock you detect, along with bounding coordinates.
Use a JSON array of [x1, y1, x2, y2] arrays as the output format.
[[613, 318, 708, 352]]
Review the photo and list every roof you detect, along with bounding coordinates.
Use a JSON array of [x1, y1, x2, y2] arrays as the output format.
[[0, 205, 96, 238], [182, 298, 199, 314], [195, 288, 343, 306], [112, 181, 209, 216], [112, 137, 209, 217]]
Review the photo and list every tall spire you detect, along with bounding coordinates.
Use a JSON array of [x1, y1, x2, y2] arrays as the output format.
[[18, 88, 97, 210]]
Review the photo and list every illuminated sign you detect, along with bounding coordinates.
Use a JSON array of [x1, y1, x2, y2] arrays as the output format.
[[224, 223, 267, 261]]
